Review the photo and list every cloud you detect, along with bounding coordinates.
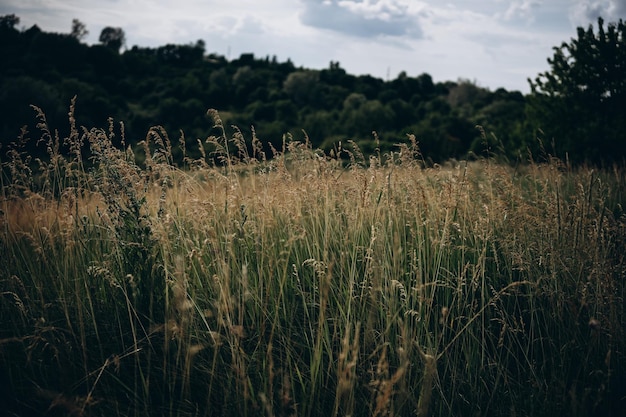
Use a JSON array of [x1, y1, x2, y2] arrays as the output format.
[[614, 0, 626, 14], [299, 0, 424, 39], [569, 0, 626, 26], [499, 0, 541, 22]]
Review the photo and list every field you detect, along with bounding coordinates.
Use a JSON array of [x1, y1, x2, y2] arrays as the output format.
[[1, 107, 625, 417]]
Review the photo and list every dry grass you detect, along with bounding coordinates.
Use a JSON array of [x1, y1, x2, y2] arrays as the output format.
[[1, 106, 625, 417]]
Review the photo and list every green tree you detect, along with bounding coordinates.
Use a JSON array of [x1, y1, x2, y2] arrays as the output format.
[[472, 89, 527, 160], [70, 18, 88, 41], [0, 14, 20, 45], [99, 26, 125, 52], [0, 14, 19, 30], [528, 17, 626, 163], [283, 70, 321, 107]]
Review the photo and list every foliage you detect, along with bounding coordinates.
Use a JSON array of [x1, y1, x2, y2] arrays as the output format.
[[528, 17, 626, 164], [99, 26, 126, 52], [0, 13, 19, 30], [0, 15, 528, 164], [71, 19, 89, 41], [3, 14, 625, 165]]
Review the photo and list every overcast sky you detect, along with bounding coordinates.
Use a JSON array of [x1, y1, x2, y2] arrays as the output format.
[[2, 0, 626, 93]]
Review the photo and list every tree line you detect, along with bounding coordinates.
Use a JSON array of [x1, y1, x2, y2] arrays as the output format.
[[1, 14, 624, 165]]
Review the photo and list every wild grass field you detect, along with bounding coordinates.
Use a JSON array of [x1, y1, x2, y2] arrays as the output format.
[[1, 105, 625, 417]]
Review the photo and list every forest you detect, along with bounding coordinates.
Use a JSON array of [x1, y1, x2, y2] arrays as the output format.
[[3, 14, 625, 165], [2, 14, 534, 165]]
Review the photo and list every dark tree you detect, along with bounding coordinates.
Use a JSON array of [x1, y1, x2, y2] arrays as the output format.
[[0, 14, 19, 30], [99, 26, 125, 52], [528, 17, 626, 163], [0, 17, 533, 164], [70, 19, 88, 41]]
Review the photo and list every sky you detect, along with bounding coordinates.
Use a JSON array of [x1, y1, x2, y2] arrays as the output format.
[[2, 0, 626, 93]]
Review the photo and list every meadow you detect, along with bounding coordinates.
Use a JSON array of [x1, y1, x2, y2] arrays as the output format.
[[1, 105, 625, 417]]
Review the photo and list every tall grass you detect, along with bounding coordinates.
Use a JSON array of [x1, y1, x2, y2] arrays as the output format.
[[1, 105, 625, 417]]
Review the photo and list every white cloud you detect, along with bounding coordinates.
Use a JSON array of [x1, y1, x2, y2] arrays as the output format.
[[499, 0, 541, 22], [299, 0, 424, 38], [569, 0, 626, 26], [337, 0, 408, 19]]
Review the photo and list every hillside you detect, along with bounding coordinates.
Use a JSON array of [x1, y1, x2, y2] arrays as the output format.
[[0, 17, 528, 164]]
